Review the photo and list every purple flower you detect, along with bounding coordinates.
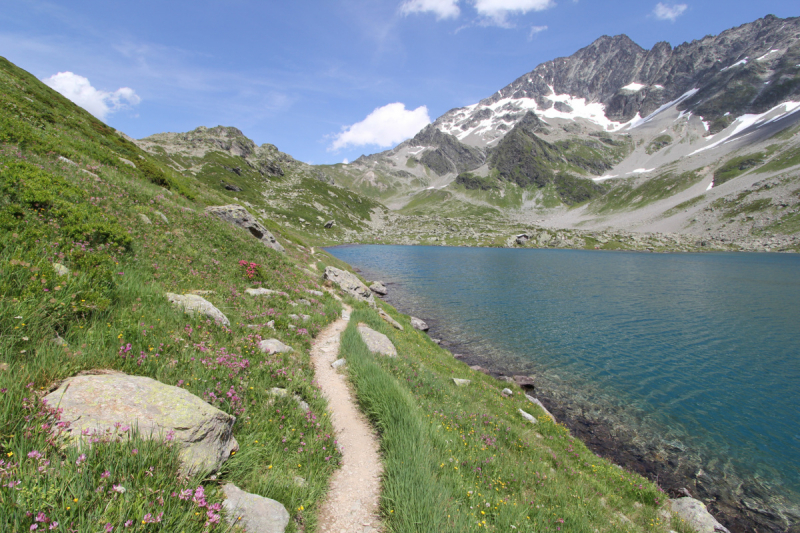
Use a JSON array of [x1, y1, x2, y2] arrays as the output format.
[[75, 454, 86, 465], [101, 470, 110, 478], [104, 524, 113, 532], [27, 450, 43, 460]]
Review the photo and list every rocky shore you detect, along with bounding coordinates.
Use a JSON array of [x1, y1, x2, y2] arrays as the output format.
[[371, 287, 799, 533]]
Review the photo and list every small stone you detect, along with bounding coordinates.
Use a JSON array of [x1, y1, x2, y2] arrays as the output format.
[[452, 378, 471, 386], [246, 288, 285, 297], [369, 281, 388, 295], [52, 336, 68, 347], [379, 309, 403, 330], [519, 409, 538, 424], [222, 483, 290, 533], [501, 388, 513, 397], [166, 293, 229, 326], [187, 290, 215, 295], [324, 267, 375, 306], [298, 299, 312, 306], [293, 476, 307, 487], [357, 324, 397, 357], [324, 220, 335, 228], [410, 317, 429, 331], [307, 290, 324, 297], [331, 358, 347, 370], [118, 157, 137, 168], [139, 214, 152, 225], [53, 263, 70, 277], [58, 156, 76, 166], [258, 339, 293, 354], [525, 395, 556, 422], [154, 211, 169, 224]]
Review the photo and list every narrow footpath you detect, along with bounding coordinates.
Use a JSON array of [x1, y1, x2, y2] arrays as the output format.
[[312, 304, 383, 533]]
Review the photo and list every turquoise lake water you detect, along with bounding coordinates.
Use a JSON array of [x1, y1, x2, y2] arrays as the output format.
[[326, 245, 800, 521]]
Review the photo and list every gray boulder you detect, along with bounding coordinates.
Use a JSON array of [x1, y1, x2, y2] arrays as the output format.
[[670, 498, 730, 533], [357, 324, 397, 357], [246, 288, 286, 297], [205, 205, 285, 253], [513, 375, 535, 390], [369, 281, 388, 295], [258, 339, 293, 354], [324, 220, 335, 228], [166, 293, 230, 326], [331, 358, 347, 370], [323, 267, 375, 305], [307, 290, 324, 297], [44, 372, 238, 474], [410, 317, 429, 331], [516, 233, 530, 245], [222, 483, 290, 533]]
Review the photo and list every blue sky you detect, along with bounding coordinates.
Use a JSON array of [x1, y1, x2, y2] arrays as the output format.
[[1, 1, 797, 164]]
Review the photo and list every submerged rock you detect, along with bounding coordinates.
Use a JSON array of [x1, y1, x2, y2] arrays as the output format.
[[166, 293, 230, 326], [357, 324, 397, 357], [205, 205, 284, 253], [222, 483, 290, 533], [44, 372, 238, 474]]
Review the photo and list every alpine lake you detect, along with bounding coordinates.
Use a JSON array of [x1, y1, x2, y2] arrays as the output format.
[[326, 245, 800, 530]]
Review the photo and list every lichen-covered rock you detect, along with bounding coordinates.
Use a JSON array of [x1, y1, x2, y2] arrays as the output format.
[[323, 266, 374, 305], [357, 324, 397, 357], [410, 317, 429, 331], [370, 281, 388, 295], [519, 409, 538, 424], [670, 498, 730, 533], [205, 205, 284, 253], [222, 483, 290, 533], [166, 293, 230, 326], [258, 339, 293, 354], [44, 372, 238, 474]]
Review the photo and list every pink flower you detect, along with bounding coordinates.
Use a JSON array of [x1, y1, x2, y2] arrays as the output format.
[[104, 524, 113, 532], [124, 521, 133, 527], [75, 454, 86, 465], [27, 450, 43, 460], [48, 523, 58, 530], [30, 525, 38, 531], [101, 470, 110, 478]]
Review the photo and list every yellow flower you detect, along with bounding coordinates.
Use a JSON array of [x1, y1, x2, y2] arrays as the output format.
[[73, 498, 78, 502], [267, 465, 272, 469], [6, 452, 12, 457]]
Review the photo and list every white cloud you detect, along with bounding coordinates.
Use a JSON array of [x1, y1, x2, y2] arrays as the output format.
[[343, 158, 349, 164], [42, 71, 140, 121], [330, 102, 431, 151], [653, 3, 687, 21], [400, 0, 461, 19], [473, 0, 555, 26], [528, 25, 548, 39]]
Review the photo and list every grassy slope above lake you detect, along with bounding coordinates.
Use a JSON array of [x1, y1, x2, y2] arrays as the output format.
[[1, 55, 693, 533]]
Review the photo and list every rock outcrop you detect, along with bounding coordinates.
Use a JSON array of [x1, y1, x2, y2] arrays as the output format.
[[44, 372, 238, 474], [166, 293, 230, 326], [222, 483, 290, 533], [205, 205, 284, 253], [357, 324, 397, 357], [324, 266, 375, 305]]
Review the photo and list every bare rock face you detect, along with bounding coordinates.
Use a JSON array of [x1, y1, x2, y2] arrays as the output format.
[[222, 483, 290, 533], [44, 372, 238, 474], [357, 324, 397, 357], [323, 266, 375, 306], [205, 205, 285, 253], [670, 498, 731, 533], [410, 317, 429, 331], [166, 293, 230, 326]]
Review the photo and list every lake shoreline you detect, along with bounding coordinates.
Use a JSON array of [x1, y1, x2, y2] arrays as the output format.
[[376, 292, 794, 533]]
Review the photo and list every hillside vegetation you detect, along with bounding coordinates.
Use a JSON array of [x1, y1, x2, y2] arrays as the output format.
[[0, 55, 728, 533]]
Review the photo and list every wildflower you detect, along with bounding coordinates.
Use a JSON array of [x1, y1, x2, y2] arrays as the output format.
[[101, 470, 110, 478], [49, 523, 58, 530], [105, 524, 113, 532], [124, 521, 133, 527], [75, 454, 86, 465], [112, 485, 126, 493], [27, 450, 43, 460]]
